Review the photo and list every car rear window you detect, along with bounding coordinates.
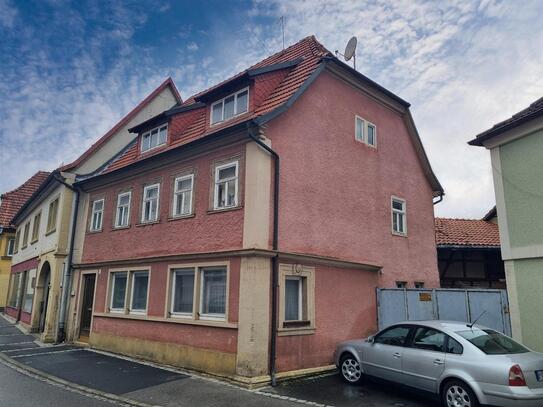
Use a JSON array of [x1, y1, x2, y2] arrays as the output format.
[[457, 328, 529, 354]]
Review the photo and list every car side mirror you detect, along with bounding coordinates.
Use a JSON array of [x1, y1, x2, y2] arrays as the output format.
[[366, 335, 375, 343]]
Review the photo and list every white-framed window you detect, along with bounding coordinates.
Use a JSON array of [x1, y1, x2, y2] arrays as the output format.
[[170, 268, 195, 317], [367, 123, 376, 146], [141, 183, 160, 223], [355, 116, 364, 142], [354, 115, 377, 147], [90, 199, 104, 232], [214, 161, 238, 210], [172, 174, 194, 217], [130, 271, 149, 314], [31, 212, 41, 243], [141, 124, 168, 152], [210, 87, 249, 125], [110, 272, 128, 312], [6, 237, 15, 256], [115, 192, 131, 228], [21, 222, 30, 248], [199, 267, 227, 320], [391, 197, 407, 235], [285, 276, 303, 321]]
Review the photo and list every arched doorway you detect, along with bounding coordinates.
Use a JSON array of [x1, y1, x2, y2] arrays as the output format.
[[37, 262, 51, 333]]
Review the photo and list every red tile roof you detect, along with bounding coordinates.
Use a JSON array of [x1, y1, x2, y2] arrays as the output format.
[[104, 36, 332, 174], [0, 171, 50, 228], [435, 218, 500, 247], [60, 78, 181, 172]]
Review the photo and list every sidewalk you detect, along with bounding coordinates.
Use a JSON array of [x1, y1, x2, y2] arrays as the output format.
[[0, 315, 325, 407]]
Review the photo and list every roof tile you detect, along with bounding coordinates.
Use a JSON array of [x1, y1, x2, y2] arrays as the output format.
[[435, 218, 500, 247], [0, 171, 50, 228]]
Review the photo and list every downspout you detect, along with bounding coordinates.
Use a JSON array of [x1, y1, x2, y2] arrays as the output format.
[[247, 123, 280, 387], [52, 173, 80, 343]]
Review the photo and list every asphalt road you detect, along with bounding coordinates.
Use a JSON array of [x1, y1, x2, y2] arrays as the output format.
[[0, 362, 116, 406]]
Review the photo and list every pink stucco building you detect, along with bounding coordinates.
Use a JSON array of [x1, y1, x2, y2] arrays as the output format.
[[68, 36, 443, 385]]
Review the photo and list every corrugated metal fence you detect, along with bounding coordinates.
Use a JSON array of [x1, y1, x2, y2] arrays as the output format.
[[377, 288, 511, 335]]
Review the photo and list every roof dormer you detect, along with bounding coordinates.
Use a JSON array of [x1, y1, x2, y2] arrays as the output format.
[[210, 87, 249, 126]]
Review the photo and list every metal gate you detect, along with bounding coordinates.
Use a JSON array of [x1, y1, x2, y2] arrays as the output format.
[[377, 288, 511, 335]]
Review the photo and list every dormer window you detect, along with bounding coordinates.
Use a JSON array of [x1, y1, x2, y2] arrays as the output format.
[[210, 88, 249, 125], [141, 124, 168, 152]]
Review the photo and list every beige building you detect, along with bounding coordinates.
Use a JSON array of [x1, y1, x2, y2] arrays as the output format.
[[6, 79, 181, 342]]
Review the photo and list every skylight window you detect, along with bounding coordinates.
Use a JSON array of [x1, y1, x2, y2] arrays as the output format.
[[141, 124, 167, 152], [210, 88, 249, 125]]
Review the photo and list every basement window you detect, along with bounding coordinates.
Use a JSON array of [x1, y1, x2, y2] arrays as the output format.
[[210, 88, 249, 125]]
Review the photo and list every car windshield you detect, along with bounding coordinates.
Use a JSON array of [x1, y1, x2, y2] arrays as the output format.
[[456, 328, 529, 355]]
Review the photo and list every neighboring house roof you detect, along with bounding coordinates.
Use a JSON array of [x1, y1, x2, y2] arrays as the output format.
[[82, 35, 442, 196], [435, 217, 500, 248], [60, 77, 182, 172], [469, 96, 543, 146], [0, 171, 50, 228], [482, 206, 497, 222]]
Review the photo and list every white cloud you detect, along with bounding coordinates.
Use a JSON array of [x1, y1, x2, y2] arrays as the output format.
[[187, 42, 199, 51], [0, 0, 17, 29], [245, 0, 543, 218]]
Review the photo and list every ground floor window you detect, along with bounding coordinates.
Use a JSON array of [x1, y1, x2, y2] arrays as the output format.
[[108, 269, 149, 314], [8, 273, 22, 308], [22, 269, 36, 313], [168, 264, 228, 321], [278, 264, 316, 335]]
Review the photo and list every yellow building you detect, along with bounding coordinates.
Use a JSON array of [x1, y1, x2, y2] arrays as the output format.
[[0, 172, 50, 310]]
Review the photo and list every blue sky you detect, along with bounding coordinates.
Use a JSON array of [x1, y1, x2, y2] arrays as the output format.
[[1, 0, 542, 217]]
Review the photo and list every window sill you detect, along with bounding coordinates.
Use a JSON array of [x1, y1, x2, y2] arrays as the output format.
[[94, 312, 238, 329], [278, 325, 316, 337], [207, 205, 243, 215], [30, 239, 38, 245], [87, 229, 103, 235], [135, 220, 161, 227], [111, 225, 131, 231], [45, 229, 56, 236], [392, 231, 408, 238], [167, 214, 195, 222], [1, 256, 12, 260]]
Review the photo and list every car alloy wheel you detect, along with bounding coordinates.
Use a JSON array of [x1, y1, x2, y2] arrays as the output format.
[[445, 384, 473, 407], [341, 356, 362, 384]]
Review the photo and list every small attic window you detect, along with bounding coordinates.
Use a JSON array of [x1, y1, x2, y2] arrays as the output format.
[[141, 124, 168, 152], [210, 87, 249, 125]]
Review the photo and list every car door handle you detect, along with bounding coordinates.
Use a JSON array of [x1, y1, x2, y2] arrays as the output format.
[[393, 352, 401, 358], [433, 359, 444, 365]]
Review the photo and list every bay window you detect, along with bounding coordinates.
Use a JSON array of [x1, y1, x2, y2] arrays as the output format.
[[141, 184, 160, 222]]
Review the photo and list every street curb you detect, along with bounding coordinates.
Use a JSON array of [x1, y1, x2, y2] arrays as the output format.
[[0, 351, 158, 407]]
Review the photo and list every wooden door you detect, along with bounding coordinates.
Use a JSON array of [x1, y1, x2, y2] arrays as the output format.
[[78, 274, 96, 341]]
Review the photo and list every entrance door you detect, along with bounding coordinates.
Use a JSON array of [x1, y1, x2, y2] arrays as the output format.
[[78, 274, 96, 341], [39, 272, 50, 333]]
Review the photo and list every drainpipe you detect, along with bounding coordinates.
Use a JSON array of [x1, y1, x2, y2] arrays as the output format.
[[433, 193, 444, 205], [247, 123, 280, 387], [52, 173, 80, 343]]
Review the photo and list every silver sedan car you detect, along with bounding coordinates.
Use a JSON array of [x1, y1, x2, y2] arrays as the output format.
[[334, 320, 543, 407]]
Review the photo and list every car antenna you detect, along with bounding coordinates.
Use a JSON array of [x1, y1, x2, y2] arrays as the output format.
[[467, 310, 486, 329]]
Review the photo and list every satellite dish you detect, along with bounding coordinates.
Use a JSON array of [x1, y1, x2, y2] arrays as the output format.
[[344, 36, 357, 61]]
